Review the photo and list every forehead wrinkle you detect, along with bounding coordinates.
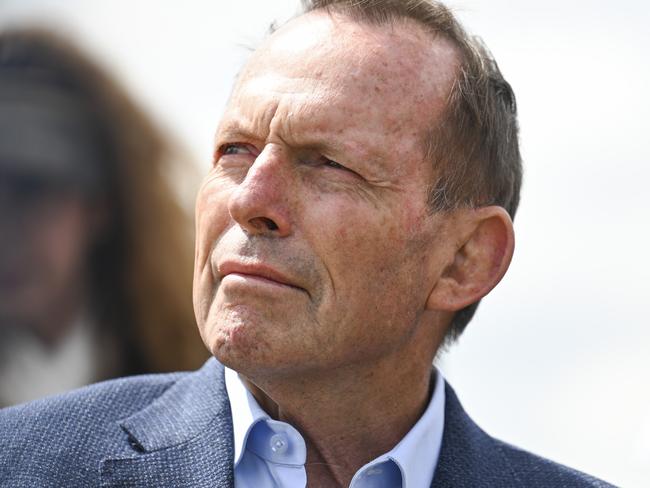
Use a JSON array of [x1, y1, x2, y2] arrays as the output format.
[[218, 82, 282, 144], [267, 91, 399, 178], [225, 12, 457, 181], [214, 120, 256, 145], [256, 82, 424, 180]]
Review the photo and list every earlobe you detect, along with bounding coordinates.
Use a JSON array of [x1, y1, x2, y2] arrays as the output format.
[[425, 206, 515, 312]]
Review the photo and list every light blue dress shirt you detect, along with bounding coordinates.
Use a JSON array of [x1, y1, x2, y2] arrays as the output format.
[[225, 367, 445, 488]]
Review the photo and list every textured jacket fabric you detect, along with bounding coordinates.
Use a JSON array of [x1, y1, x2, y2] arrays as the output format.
[[0, 358, 615, 487]]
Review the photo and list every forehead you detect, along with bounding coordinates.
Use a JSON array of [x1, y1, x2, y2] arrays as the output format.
[[221, 11, 458, 171], [240, 11, 456, 111]]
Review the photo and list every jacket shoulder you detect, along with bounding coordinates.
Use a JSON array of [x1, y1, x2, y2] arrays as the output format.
[[492, 437, 616, 487], [435, 382, 617, 488], [0, 371, 185, 487]]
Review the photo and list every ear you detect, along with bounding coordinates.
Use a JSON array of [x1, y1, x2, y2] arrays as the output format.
[[426, 206, 515, 312]]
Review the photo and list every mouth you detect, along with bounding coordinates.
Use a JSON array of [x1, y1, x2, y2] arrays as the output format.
[[218, 261, 305, 293]]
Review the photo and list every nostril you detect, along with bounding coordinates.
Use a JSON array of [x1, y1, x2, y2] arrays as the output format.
[[261, 217, 279, 231], [249, 216, 279, 232]]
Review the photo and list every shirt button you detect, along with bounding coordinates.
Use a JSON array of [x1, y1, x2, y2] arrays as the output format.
[[270, 433, 289, 455]]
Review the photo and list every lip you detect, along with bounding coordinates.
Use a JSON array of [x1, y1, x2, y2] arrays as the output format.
[[218, 261, 304, 291]]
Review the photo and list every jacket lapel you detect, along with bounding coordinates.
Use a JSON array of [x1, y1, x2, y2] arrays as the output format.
[[98, 360, 518, 487], [431, 383, 517, 488], [100, 359, 234, 488]]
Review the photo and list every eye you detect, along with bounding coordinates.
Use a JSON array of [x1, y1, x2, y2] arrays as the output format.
[[213, 142, 259, 167], [295, 149, 365, 181], [221, 143, 254, 156], [320, 157, 362, 179], [323, 159, 345, 170]]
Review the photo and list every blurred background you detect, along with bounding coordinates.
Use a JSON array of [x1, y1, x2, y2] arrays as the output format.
[[0, 1, 647, 486]]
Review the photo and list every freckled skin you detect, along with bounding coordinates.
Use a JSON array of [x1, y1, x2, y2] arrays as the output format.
[[191, 13, 518, 485], [193, 12, 460, 381]]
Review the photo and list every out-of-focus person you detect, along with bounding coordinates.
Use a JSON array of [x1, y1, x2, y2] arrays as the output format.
[[0, 28, 207, 407]]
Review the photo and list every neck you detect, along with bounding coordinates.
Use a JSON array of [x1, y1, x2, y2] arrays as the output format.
[[241, 316, 444, 487]]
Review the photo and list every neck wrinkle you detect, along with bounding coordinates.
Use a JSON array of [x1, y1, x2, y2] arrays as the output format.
[[242, 341, 437, 487]]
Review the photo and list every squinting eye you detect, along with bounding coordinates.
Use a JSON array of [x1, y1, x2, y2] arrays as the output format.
[[222, 143, 252, 156], [322, 158, 362, 178], [324, 159, 345, 170]]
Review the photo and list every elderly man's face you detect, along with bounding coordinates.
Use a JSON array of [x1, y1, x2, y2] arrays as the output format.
[[194, 12, 459, 378]]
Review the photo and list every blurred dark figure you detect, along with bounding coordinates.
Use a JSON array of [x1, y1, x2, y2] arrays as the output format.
[[0, 28, 207, 407]]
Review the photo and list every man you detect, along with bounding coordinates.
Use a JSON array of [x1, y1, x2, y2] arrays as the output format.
[[0, 1, 614, 487]]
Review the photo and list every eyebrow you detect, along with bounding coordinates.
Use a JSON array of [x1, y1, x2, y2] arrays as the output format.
[[214, 121, 259, 145], [215, 115, 393, 178]]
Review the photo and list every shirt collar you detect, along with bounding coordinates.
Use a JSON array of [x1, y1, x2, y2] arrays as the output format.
[[225, 366, 270, 465], [225, 366, 446, 487], [386, 368, 445, 488]]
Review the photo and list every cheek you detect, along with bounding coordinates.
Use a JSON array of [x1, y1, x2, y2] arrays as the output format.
[[311, 197, 432, 308], [193, 181, 233, 320], [195, 181, 232, 267], [311, 203, 400, 288]]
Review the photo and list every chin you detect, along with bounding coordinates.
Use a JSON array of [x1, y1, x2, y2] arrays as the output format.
[[202, 308, 273, 368]]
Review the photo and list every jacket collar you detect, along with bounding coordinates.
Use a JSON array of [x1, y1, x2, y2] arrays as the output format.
[[98, 358, 516, 488], [100, 358, 235, 488], [432, 382, 518, 488]]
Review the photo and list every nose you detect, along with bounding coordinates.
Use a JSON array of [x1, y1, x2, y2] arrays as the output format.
[[227, 145, 293, 237]]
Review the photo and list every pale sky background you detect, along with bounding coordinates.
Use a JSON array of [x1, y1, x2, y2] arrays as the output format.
[[1, 1, 648, 486]]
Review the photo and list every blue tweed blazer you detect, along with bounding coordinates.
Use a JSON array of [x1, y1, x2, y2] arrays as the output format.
[[0, 358, 614, 487]]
